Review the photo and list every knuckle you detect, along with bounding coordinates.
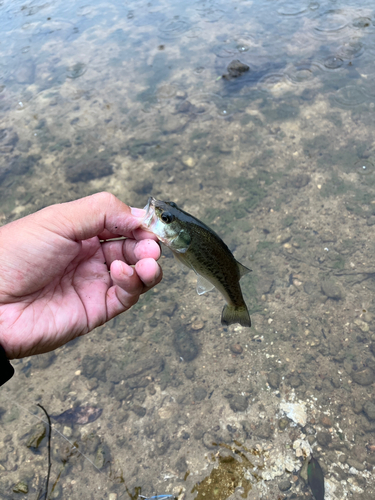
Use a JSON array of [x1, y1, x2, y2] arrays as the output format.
[[92, 191, 117, 207]]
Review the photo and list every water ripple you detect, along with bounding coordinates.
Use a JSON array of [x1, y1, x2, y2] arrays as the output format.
[[195, 7, 226, 23], [257, 73, 291, 94], [158, 17, 191, 39], [333, 85, 367, 108], [287, 65, 317, 83], [66, 62, 87, 79], [352, 17, 372, 29], [277, 2, 308, 17], [323, 55, 344, 69], [213, 35, 256, 58], [310, 9, 350, 40], [337, 39, 365, 59], [188, 93, 236, 119], [354, 158, 375, 175]]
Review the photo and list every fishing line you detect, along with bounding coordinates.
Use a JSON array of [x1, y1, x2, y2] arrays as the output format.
[[1, 394, 179, 500], [1, 393, 104, 473]]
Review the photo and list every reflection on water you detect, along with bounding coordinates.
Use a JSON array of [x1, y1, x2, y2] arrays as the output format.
[[1, 0, 375, 498]]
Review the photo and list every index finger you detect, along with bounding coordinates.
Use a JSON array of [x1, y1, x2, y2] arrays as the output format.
[[35, 192, 149, 242]]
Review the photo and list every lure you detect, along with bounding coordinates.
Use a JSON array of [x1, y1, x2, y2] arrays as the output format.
[[138, 496, 176, 500]]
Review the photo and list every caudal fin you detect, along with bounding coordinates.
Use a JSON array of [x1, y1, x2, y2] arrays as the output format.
[[221, 304, 251, 327]]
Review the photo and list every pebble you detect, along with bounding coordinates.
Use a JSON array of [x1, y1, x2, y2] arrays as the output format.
[[268, 371, 281, 389], [191, 320, 204, 331], [63, 426, 72, 438], [364, 401, 375, 421], [347, 458, 366, 472], [278, 479, 291, 492], [289, 374, 302, 388], [317, 431, 332, 447], [229, 394, 248, 412], [158, 406, 174, 419], [94, 444, 106, 469], [352, 368, 375, 386], [354, 319, 369, 332], [254, 422, 272, 439], [230, 343, 243, 355], [109, 494, 118, 500], [131, 405, 146, 418], [278, 417, 290, 431], [26, 423, 46, 449], [86, 376, 99, 390], [320, 415, 333, 428], [193, 387, 207, 401], [321, 279, 344, 300], [13, 481, 28, 494], [181, 155, 196, 168]]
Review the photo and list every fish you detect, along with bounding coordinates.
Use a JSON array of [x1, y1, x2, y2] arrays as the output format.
[[141, 197, 251, 327], [307, 456, 325, 500]]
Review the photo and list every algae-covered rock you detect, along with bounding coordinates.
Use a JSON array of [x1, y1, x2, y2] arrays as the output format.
[[26, 422, 46, 450], [94, 444, 109, 469], [13, 481, 28, 494]]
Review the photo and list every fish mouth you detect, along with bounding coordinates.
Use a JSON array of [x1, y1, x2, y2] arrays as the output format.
[[141, 196, 157, 229]]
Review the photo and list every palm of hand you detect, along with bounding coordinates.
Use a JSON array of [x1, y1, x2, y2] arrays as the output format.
[[0, 237, 113, 357]]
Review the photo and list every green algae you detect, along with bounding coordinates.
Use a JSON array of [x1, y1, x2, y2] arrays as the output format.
[[191, 443, 263, 500]]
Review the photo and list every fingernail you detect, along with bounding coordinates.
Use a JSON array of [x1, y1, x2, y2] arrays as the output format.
[[124, 265, 134, 277], [130, 207, 146, 217]]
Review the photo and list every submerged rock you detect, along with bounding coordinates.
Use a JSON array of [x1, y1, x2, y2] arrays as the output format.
[[352, 368, 375, 386], [26, 422, 46, 450], [174, 326, 198, 361], [364, 401, 375, 421], [222, 60, 250, 80], [229, 394, 248, 413], [52, 405, 102, 425], [13, 481, 28, 494], [321, 279, 344, 300], [65, 158, 113, 183], [268, 371, 281, 389]]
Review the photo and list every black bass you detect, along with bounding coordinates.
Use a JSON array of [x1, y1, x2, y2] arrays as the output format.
[[141, 197, 251, 327]]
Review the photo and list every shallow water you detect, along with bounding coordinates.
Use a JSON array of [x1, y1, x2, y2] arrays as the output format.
[[1, 0, 375, 498]]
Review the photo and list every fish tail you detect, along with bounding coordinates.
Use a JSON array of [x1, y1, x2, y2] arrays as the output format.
[[221, 304, 251, 327]]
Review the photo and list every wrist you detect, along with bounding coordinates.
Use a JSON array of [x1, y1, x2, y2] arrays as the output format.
[[0, 344, 14, 386]]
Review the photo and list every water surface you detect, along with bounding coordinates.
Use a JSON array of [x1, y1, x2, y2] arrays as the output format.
[[1, 0, 375, 499]]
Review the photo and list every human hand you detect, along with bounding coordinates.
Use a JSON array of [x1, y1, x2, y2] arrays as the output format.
[[0, 192, 162, 359]]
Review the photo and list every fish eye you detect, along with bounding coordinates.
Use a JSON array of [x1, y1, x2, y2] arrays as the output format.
[[161, 211, 174, 224], [168, 201, 177, 208]]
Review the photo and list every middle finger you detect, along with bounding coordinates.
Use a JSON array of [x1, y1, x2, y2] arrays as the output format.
[[102, 238, 161, 267]]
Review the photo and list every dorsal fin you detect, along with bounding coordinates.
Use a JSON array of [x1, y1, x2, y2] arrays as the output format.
[[237, 261, 251, 278]]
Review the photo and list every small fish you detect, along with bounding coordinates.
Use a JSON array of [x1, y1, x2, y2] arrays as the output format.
[[307, 456, 325, 500], [141, 197, 251, 327], [51, 405, 102, 425]]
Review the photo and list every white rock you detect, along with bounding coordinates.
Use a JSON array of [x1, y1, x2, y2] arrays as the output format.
[[280, 401, 307, 426]]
